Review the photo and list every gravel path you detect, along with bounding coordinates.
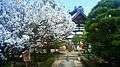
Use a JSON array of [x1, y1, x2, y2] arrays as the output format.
[[52, 51, 85, 67]]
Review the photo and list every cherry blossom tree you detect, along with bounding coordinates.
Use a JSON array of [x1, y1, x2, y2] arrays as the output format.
[[0, 0, 30, 61], [0, 0, 75, 60], [25, 0, 75, 49]]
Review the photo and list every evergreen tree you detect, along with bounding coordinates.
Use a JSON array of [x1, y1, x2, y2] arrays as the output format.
[[85, 0, 120, 64]]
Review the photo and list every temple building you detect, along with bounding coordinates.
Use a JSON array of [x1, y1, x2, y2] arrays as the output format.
[[67, 6, 87, 39]]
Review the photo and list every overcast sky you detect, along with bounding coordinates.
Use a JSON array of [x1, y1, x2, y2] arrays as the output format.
[[55, 0, 100, 16]]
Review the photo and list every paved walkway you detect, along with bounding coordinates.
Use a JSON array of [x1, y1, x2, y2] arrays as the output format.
[[52, 51, 85, 67]]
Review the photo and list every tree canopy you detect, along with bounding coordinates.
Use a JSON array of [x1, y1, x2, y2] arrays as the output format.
[[85, 0, 120, 60], [0, 0, 75, 61]]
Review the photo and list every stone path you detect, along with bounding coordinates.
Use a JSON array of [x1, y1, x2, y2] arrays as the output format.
[[52, 51, 85, 67]]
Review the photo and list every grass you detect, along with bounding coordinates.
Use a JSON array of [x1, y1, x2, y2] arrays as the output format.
[[81, 56, 99, 67], [1, 52, 60, 67], [39, 52, 60, 67]]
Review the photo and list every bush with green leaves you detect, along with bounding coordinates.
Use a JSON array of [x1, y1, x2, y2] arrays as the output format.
[[85, 0, 120, 63]]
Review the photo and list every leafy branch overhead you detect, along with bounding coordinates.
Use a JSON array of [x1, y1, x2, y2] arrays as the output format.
[[85, 0, 120, 59]]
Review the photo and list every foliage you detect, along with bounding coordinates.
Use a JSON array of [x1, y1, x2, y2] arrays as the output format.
[[82, 30, 87, 44], [50, 41, 65, 49], [88, 7, 108, 18], [81, 56, 99, 67], [67, 47, 74, 52], [72, 35, 80, 45], [85, 0, 120, 63], [39, 52, 60, 67]]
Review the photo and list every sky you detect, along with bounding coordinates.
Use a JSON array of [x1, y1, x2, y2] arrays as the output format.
[[55, 0, 100, 16]]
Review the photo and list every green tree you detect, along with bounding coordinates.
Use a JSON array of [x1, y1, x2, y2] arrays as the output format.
[[72, 35, 81, 48], [85, 0, 120, 63], [50, 41, 65, 51]]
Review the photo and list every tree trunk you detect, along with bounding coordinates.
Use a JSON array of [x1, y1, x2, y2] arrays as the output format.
[[13, 61, 16, 67], [32, 48, 38, 67], [55, 45, 57, 52], [47, 48, 51, 54], [55, 48, 56, 52]]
